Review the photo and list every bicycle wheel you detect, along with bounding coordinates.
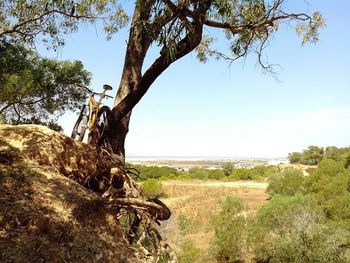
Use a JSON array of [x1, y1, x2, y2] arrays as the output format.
[[71, 114, 88, 141], [96, 106, 112, 145]]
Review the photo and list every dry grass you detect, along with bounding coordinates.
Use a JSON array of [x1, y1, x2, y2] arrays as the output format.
[[159, 180, 268, 261]]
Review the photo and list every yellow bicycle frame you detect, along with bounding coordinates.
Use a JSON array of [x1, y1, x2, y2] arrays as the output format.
[[88, 96, 99, 130]]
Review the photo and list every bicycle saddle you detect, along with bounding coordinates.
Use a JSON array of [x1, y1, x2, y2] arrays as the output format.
[[103, 84, 113, 90]]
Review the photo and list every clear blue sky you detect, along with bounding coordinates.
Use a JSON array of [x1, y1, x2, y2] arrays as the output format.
[[38, 1, 350, 158]]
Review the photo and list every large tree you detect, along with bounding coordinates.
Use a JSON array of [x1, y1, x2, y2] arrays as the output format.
[[0, 0, 325, 163], [0, 41, 91, 129], [109, 0, 325, 163]]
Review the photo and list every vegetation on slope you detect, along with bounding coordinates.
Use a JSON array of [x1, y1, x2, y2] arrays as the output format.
[[209, 160, 350, 262]]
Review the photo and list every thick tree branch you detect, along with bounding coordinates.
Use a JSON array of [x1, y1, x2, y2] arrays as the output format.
[[112, 1, 212, 121]]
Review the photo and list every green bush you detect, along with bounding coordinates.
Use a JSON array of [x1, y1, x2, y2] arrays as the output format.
[[267, 168, 304, 197], [178, 241, 202, 263], [304, 159, 350, 222], [130, 165, 179, 180], [288, 145, 350, 166], [230, 168, 252, 180], [140, 178, 163, 198], [210, 196, 246, 263], [190, 168, 209, 180], [208, 169, 225, 180], [229, 166, 275, 181], [248, 195, 348, 263]]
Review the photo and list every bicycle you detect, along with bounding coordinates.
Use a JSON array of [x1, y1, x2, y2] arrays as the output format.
[[71, 84, 113, 145]]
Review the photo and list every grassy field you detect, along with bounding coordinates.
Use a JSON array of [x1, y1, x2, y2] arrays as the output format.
[[159, 180, 268, 262]]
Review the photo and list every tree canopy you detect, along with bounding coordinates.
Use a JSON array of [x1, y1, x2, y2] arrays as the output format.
[[0, 0, 128, 49], [0, 41, 91, 130], [288, 145, 350, 166]]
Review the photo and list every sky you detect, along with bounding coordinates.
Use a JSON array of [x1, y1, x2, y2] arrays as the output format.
[[38, 1, 350, 158]]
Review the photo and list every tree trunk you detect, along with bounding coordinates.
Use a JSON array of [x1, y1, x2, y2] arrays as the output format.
[[109, 5, 151, 164], [108, 2, 210, 163]]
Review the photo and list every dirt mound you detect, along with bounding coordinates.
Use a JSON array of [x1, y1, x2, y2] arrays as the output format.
[[0, 124, 162, 263]]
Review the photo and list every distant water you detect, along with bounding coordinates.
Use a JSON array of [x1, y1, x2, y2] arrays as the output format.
[[126, 156, 288, 162]]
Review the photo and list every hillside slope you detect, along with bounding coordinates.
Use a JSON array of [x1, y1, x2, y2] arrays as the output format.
[[0, 124, 168, 263]]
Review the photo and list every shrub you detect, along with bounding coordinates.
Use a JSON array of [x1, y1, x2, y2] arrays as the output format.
[[304, 159, 350, 222], [131, 165, 179, 180], [140, 178, 163, 198], [229, 166, 275, 181], [178, 240, 202, 263], [248, 195, 348, 263], [230, 168, 252, 180], [267, 168, 304, 197], [208, 169, 225, 180], [190, 168, 209, 180], [210, 196, 246, 262]]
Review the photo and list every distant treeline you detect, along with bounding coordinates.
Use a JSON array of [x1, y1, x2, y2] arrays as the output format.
[[127, 163, 275, 181], [288, 145, 350, 166]]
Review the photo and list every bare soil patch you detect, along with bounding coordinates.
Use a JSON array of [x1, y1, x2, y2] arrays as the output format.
[[159, 180, 268, 259]]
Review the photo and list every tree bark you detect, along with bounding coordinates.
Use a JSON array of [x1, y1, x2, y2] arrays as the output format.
[[109, 1, 211, 163], [109, 4, 152, 163]]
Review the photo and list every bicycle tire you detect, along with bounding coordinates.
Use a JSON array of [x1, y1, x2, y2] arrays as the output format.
[[96, 106, 112, 145], [71, 114, 88, 141]]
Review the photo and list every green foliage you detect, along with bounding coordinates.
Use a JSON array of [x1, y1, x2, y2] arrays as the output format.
[[267, 168, 304, 197], [0, 0, 128, 48], [131, 165, 179, 181], [288, 151, 302, 163], [288, 145, 324, 165], [247, 159, 350, 262], [249, 195, 348, 263], [288, 145, 350, 166], [193, 1, 325, 68], [229, 165, 275, 181], [303, 145, 324, 165], [305, 159, 350, 222], [178, 241, 202, 263], [211, 196, 246, 263], [130, 164, 274, 182], [207, 169, 225, 180], [222, 162, 234, 176], [189, 168, 210, 180], [140, 178, 163, 199], [0, 41, 91, 129]]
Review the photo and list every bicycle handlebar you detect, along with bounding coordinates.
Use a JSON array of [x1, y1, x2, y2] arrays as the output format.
[[92, 93, 113, 99], [76, 84, 113, 99]]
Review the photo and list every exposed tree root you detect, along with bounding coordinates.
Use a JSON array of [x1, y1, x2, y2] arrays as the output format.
[[72, 149, 177, 262]]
